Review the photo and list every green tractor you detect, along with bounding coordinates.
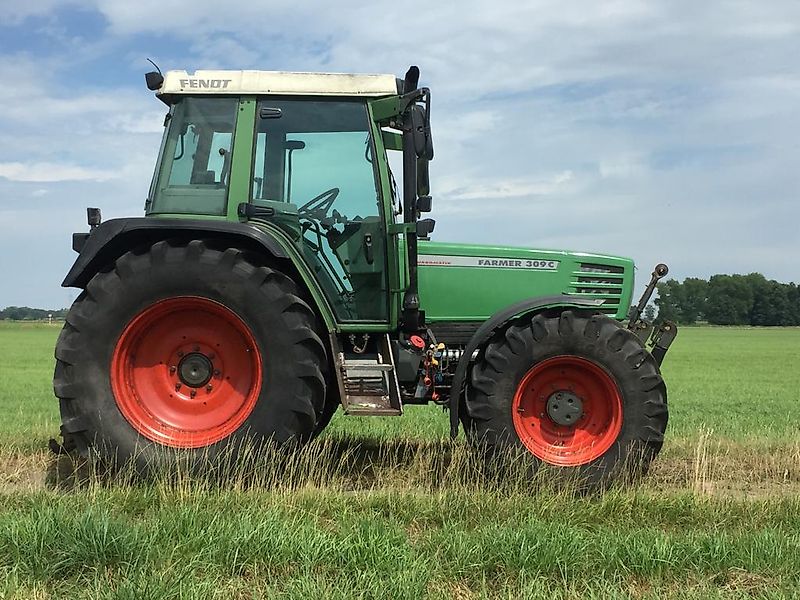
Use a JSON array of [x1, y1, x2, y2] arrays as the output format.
[[53, 66, 676, 486]]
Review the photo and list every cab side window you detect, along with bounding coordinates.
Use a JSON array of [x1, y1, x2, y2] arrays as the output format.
[[150, 97, 238, 215]]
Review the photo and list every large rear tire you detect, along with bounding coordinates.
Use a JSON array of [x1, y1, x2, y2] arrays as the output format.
[[53, 240, 327, 473], [311, 397, 340, 439], [464, 310, 668, 488]]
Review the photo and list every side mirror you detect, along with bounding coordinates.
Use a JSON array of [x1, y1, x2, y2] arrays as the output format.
[[410, 106, 433, 160], [417, 157, 430, 197]]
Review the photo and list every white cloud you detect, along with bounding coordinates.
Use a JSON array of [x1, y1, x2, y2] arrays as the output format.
[[0, 0, 78, 24], [441, 171, 575, 201], [108, 111, 167, 134], [599, 156, 646, 179], [0, 161, 118, 182]]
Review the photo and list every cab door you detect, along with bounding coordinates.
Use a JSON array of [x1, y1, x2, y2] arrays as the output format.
[[250, 98, 391, 323]]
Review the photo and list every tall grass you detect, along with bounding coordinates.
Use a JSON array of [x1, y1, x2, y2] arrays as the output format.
[[0, 434, 789, 598]]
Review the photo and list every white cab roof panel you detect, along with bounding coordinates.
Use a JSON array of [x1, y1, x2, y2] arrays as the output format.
[[159, 70, 398, 97]]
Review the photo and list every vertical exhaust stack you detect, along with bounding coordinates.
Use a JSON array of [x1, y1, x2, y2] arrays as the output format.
[[400, 66, 431, 332]]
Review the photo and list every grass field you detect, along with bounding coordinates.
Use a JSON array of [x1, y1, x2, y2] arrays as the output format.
[[0, 322, 799, 598]]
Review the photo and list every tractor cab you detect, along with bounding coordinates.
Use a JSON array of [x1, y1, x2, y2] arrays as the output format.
[[144, 69, 430, 326]]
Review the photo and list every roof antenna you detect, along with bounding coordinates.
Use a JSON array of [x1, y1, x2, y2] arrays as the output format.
[[145, 58, 165, 91], [146, 58, 162, 76]]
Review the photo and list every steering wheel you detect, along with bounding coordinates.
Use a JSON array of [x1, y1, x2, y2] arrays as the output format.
[[298, 187, 340, 220]]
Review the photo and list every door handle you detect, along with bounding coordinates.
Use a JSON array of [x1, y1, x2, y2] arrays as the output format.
[[363, 234, 374, 264]]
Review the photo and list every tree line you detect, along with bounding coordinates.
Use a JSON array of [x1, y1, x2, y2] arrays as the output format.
[[655, 274, 800, 326], [0, 307, 68, 321]]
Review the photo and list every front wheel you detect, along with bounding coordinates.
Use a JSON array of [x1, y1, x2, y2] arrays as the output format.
[[465, 310, 668, 488]]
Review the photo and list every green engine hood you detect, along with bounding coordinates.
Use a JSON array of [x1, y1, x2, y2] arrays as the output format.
[[417, 240, 634, 322]]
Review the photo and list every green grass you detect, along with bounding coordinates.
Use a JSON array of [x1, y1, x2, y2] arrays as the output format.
[[1, 487, 799, 599], [0, 322, 62, 452], [1, 322, 799, 598], [661, 327, 800, 440]]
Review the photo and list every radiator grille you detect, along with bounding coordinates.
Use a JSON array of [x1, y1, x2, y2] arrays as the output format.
[[568, 263, 626, 315]]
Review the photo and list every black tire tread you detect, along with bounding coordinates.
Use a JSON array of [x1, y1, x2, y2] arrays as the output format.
[[53, 239, 327, 467], [464, 310, 668, 486]]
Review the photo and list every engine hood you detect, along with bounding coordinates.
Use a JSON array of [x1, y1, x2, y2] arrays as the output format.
[[416, 240, 635, 323]]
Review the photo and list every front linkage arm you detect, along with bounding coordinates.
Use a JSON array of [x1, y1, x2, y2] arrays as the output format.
[[628, 263, 678, 366]]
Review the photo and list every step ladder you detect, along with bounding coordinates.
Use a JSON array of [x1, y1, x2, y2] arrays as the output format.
[[332, 334, 403, 416]]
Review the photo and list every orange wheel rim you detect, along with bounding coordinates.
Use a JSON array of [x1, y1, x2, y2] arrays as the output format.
[[111, 297, 262, 448], [511, 356, 622, 466]]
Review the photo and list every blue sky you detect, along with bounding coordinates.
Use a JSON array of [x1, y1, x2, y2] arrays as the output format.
[[1, 0, 798, 308]]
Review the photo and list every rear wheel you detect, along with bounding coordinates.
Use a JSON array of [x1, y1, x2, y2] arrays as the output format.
[[311, 396, 340, 439], [54, 240, 327, 473], [465, 310, 668, 488]]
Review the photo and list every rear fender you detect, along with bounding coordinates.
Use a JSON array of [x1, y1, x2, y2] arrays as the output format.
[[448, 295, 604, 438], [63, 217, 337, 331]]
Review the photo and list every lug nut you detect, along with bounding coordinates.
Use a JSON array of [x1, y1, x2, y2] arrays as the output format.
[[206, 385, 213, 392], [177, 351, 184, 358], [175, 383, 181, 391], [214, 369, 221, 377], [190, 390, 196, 399], [193, 345, 200, 352], [169, 366, 177, 374]]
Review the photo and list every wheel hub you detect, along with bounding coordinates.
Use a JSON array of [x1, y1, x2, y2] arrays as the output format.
[[110, 296, 262, 448], [511, 355, 623, 466], [545, 390, 583, 426], [178, 352, 213, 388]]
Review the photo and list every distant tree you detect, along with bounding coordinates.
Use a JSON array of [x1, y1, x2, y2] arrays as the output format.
[[655, 280, 682, 322], [643, 274, 799, 326], [0, 306, 27, 320], [787, 283, 800, 325], [751, 279, 793, 326], [680, 278, 707, 323], [0, 306, 68, 320], [744, 273, 769, 324], [705, 275, 754, 325]]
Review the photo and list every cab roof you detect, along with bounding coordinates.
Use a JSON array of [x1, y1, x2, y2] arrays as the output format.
[[158, 70, 400, 98]]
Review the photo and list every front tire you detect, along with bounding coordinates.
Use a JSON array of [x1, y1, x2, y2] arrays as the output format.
[[464, 310, 668, 487], [54, 240, 327, 473]]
